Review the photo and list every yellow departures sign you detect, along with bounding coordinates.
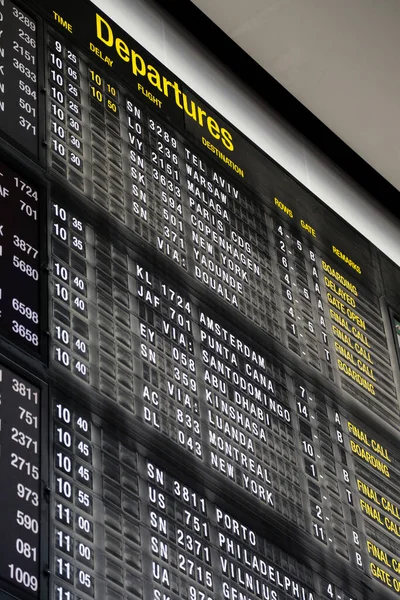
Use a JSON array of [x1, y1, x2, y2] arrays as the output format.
[[95, 14, 235, 152]]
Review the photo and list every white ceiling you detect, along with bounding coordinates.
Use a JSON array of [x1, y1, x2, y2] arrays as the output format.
[[191, 0, 400, 193]]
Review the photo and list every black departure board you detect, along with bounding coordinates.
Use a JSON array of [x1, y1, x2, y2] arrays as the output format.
[[38, 15, 395, 421], [0, 0, 400, 599]]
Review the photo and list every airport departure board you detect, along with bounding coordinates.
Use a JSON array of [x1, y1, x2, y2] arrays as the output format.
[[1, 0, 400, 599]]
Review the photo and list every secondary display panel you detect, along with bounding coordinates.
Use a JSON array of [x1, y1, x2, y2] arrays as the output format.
[[1, 0, 400, 599], [0, 160, 41, 355], [0, 361, 41, 598]]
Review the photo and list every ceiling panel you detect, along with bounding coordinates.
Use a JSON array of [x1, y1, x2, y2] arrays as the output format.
[[191, 0, 400, 192]]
